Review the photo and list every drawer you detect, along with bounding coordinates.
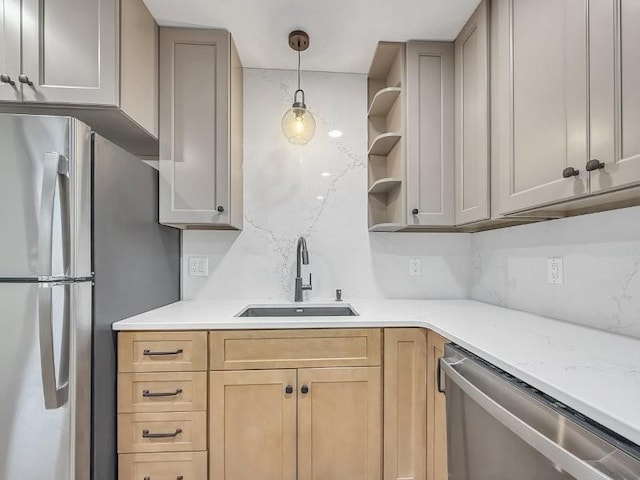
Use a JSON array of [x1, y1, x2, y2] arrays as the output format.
[[118, 372, 207, 413], [119, 331, 207, 373], [118, 452, 207, 480], [209, 329, 382, 370], [118, 412, 207, 454]]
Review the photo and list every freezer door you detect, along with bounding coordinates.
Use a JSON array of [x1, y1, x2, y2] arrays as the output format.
[[0, 281, 92, 480], [0, 114, 92, 279]]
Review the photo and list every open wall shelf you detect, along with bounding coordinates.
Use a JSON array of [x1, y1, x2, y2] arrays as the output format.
[[367, 87, 402, 117]]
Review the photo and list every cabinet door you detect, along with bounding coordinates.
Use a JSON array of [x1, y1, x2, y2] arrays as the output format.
[[383, 329, 427, 480], [427, 333, 448, 480], [209, 370, 297, 480], [20, 0, 118, 105], [0, 0, 21, 102], [590, 0, 640, 193], [492, 0, 589, 214], [298, 367, 382, 480], [455, 0, 490, 225], [159, 28, 232, 226], [406, 41, 455, 227]]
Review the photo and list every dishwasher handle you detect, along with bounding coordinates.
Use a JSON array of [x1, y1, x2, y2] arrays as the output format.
[[439, 357, 614, 480]]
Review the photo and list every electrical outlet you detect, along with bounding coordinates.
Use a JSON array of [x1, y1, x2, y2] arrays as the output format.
[[188, 257, 209, 277], [409, 258, 422, 276], [547, 257, 563, 285]]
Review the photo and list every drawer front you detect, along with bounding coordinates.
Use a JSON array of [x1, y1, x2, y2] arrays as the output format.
[[119, 331, 208, 373], [209, 329, 382, 370], [118, 372, 207, 413], [118, 412, 207, 453], [118, 452, 207, 480]]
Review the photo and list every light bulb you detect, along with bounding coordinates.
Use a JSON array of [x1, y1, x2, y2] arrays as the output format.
[[282, 106, 316, 145]]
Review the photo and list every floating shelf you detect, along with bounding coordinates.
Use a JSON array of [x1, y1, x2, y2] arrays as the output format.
[[369, 223, 404, 232], [367, 87, 401, 117], [368, 177, 402, 194], [368, 132, 401, 156]]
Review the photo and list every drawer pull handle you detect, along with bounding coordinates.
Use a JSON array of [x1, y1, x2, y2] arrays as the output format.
[[143, 348, 184, 356], [142, 428, 182, 438], [142, 388, 183, 398], [144, 477, 183, 480]]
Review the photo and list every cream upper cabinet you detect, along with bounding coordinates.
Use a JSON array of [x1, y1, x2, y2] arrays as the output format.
[[0, 0, 21, 102], [406, 41, 455, 227], [589, 0, 640, 194], [20, 0, 118, 106], [492, 0, 590, 215], [159, 27, 243, 230], [0, 0, 158, 156], [455, 0, 490, 225]]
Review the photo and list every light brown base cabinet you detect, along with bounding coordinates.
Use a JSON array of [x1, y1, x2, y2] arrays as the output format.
[[117, 328, 449, 480]]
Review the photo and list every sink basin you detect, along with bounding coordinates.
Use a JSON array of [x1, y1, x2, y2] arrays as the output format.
[[236, 304, 359, 317]]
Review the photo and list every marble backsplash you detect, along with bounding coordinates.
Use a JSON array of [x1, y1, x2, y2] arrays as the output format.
[[182, 69, 471, 302], [471, 205, 640, 338], [182, 68, 640, 340]]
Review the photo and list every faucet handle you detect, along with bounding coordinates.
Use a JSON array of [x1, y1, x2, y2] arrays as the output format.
[[303, 273, 312, 291]]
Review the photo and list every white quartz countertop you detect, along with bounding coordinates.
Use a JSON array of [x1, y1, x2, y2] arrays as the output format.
[[113, 298, 640, 447]]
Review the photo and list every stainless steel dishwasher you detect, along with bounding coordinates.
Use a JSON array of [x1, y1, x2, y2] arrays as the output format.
[[439, 344, 640, 480]]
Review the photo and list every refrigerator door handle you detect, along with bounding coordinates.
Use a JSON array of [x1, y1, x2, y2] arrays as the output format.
[[38, 283, 70, 409], [38, 153, 71, 279]]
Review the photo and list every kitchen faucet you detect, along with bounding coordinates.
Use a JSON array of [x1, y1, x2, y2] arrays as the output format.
[[295, 236, 312, 302]]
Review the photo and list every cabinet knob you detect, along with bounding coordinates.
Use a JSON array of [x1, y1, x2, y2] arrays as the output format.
[[217, 205, 225, 213], [18, 74, 33, 86], [586, 159, 605, 172], [301, 385, 309, 394], [285, 385, 293, 394], [412, 208, 419, 215], [0, 74, 15, 86], [562, 167, 579, 178]]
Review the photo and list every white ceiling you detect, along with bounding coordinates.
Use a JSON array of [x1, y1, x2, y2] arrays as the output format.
[[143, 0, 481, 74]]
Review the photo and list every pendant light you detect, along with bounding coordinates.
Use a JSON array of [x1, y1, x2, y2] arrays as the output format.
[[282, 30, 316, 145]]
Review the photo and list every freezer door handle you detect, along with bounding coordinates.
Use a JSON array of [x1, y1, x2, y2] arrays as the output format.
[[38, 153, 71, 278], [38, 283, 70, 409]]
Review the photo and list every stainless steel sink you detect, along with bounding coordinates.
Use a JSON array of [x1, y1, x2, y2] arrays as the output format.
[[236, 304, 359, 317]]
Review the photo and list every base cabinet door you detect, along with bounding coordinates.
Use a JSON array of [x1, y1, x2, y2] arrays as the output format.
[[427, 333, 448, 480], [297, 367, 382, 480], [383, 329, 427, 480], [209, 370, 297, 480]]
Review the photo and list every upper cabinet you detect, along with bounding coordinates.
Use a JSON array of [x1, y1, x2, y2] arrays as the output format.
[[0, 0, 159, 156], [589, 0, 640, 194], [492, 0, 640, 216], [0, 0, 21, 102], [367, 41, 456, 231], [406, 41, 455, 228], [455, 0, 490, 225], [158, 28, 243, 230], [492, 0, 590, 215]]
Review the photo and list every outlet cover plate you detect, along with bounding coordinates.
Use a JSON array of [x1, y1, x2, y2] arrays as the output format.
[[409, 258, 422, 276], [189, 257, 209, 277], [547, 257, 563, 285]]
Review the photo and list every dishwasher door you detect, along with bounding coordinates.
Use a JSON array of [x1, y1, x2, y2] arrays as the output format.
[[440, 344, 640, 480]]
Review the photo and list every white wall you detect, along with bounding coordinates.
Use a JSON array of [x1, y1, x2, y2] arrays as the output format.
[[182, 69, 471, 301], [471, 206, 640, 338], [182, 68, 640, 340]]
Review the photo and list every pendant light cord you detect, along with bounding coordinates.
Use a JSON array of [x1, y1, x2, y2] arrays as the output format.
[[297, 48, 301, 91]]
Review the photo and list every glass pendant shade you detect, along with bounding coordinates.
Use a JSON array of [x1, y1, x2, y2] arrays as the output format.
[[282, 94, 316, 145]]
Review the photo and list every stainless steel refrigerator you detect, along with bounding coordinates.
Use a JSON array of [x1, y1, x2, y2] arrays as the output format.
[[0, 114, 180, 480]]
